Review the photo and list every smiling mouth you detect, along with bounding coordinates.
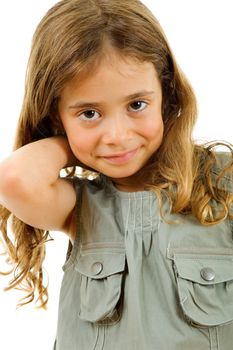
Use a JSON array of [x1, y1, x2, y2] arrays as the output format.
[[102, 148, 138, 165]]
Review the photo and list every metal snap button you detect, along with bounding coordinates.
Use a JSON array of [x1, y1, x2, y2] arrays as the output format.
[[91, 262, 103, 276], [200, 267, 215, 282]]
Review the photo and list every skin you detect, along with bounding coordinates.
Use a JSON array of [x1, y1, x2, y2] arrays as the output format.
[[0, 49, 164, 240], [59, 50, 164, 192]]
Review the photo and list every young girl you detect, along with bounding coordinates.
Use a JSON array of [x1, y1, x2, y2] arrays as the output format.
[[0, 0, 233, 349]]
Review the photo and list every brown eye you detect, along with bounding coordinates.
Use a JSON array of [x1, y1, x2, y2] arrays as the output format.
[[129, 101, 147, 112], [79, 110, 100, 121]]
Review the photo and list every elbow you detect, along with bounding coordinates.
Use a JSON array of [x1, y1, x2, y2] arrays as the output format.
[[0, 160, 26, 205]]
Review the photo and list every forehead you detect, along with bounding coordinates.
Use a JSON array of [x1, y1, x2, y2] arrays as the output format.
[[63, 50, 160, 94]]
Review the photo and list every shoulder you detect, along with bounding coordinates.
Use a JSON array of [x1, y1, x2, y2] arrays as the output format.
[[71, 174, 108, 195], [69, 174, 109, 213], [68, 175, 111, 241], [196, 146, 233, 194], [212, 151, 232, 171], [211, 151, 233, 193]]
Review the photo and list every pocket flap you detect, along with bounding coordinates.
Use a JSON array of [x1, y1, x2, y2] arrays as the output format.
[[75, 251, 126, 279], [174, 254, 233, 285], [174, 253, 233, 327]]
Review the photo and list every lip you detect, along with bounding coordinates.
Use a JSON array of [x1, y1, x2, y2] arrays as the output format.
[[102, 148, 138, 165]]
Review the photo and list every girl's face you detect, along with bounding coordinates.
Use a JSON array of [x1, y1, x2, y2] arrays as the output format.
[[59, 51, 164, 190]]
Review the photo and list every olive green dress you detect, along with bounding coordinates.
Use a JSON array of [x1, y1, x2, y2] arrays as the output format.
[[53, 154, 233, 350]]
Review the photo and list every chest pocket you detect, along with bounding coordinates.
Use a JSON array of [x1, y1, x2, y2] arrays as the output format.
[[75, 246, 126, 325], [173, 252, 233, 327]]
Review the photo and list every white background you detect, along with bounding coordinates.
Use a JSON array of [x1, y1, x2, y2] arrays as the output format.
[[0, 1, 232, 349]]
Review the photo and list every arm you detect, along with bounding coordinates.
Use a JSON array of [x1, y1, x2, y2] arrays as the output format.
[[0, 136, 77, 238]]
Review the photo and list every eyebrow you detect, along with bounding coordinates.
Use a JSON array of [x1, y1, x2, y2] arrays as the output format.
[[68, 90, 155, 109]]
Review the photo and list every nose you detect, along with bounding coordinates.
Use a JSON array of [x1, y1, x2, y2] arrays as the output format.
[[101, 114, 133, 145]]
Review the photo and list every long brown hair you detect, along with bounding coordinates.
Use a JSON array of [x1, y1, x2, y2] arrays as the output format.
[[0, 0, 232, 308]]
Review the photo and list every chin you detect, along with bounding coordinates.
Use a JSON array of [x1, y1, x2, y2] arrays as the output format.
[[103, 168, 142, 180]]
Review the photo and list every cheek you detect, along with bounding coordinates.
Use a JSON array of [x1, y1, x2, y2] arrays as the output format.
[[66, 128, 96, 158], [143, 116, 164, 141], [68, 135, 87, 155]]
